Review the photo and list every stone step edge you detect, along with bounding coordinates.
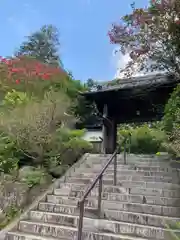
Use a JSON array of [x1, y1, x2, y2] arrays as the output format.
[[80, 169, 180, 174], [87, 164, 175, 169], [7, 230, 150, 240], [34, 206, 180, 222], [75, 173, 177, 178], [54, 188, 180, 204], [59, 182, 180, 195], [68, 177, 180, 188], [20, 219, 180, 234], [30, 210, 180, 229], [88, 159, 171, 163], [46, 195, 180, 211], [73, 173, 179, 180], [68, 177, 180, 184]]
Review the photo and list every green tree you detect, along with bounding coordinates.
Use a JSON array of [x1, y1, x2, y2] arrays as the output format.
[[16, 25, 62, 67], [72, 78, 101, 128], [86, 78, 98, 89]]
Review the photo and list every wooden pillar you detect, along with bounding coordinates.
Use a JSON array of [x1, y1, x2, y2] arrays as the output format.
[[107, 119, 117, 154], [102, 104, 108, 154], [102, 104, 117, 154]]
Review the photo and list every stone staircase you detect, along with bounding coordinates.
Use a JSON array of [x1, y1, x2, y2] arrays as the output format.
[[3, 153, 180, 240]]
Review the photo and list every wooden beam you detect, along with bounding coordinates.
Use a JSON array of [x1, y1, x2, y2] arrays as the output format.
[[102, 104, 117, 154]]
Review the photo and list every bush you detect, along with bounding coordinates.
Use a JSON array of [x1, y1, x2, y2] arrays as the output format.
[[0, 133, 20, 174], [0, 91, 71, 165], [118, 124, 167, 154], [2, 90, 30, 108], [19, 167, 48, 188], [0, 90, 92, 177], [162, 84, 180, 157], [163, 84, 180, 133], [46, 128, 92, 177], [162, 108, 180, 157]]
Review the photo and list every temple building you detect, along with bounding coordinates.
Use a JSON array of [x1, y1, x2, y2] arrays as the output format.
[[82, 73, 179, 153]]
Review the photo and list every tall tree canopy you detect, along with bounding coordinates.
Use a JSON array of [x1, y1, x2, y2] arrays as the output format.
[[16, 25, 62, 67], [108, 0, 180, 77]]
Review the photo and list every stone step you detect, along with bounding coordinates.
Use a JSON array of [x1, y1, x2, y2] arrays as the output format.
[[80, 168, 180, 178], [46, 195, 180, 217], [66, 177, 180, 190], [74, 173, 180, 184], [6, 232, 67, 240], [90, 154, 170, 162], [88, 158, 171, 166], [58, 182, 180, 198], [85, 163, 179, 173], [120, 154, 170, 161], [38, 202, 180, 228], [18, 217, 180, 239], [54, 188, 180, 206], [88, 157, 171, 166], [6, 229, 151, 240]]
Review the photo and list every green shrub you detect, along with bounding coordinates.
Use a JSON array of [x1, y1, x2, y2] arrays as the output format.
[[0, 205, 20, 230], [162, 84, 180, 157], [163, 84, 180, 133], [0, 89, 92, 178], [61, 137, 92, 165], [2, 89, 30, 108], [68, 129, 85, 138], [118, 124, 167, 154], [46, 129, 92, 177], [20, 167, 48, 187], [0, 133, 20, 174]]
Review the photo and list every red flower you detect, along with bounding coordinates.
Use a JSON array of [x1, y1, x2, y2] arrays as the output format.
[[15, 79, 20, 84], [42, 73, 50, 80], [11, 68, 20, 73], [175, 20, 180, 25]]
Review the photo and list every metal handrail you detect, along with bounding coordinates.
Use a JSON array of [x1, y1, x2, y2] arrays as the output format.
[[77, 149, 118, 240], [77, 134, 131, 240], [124, 133, 131, 164]]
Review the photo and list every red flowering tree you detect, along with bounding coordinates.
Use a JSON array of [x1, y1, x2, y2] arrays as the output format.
[[0, 55, 68, 97], [108, 0, 180, 77]]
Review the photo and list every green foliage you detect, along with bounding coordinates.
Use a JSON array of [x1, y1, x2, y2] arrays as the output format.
[[20, 168, 47, 187], [0, 134, 19, 174], [72, 95, 101, 128], [16, 25, 62, 67], [4, 205, 20, 220], [61, 137, 92, 166], [118, 125, 167, 154], [0, 92, 92, 175], [2, 90, 30, 107], [68, 129, 85, 138], [163, 84, 180, 133], [0, 205, 20, 229], [46, 128, 92, 177], [108, 0, 180, 77], [0, 24, 96, 179], [161, 84, 180, 157], [0, 90, 72, 167]]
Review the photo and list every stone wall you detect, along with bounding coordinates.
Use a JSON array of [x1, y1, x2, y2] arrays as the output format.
[[0, 176, 52, 228]]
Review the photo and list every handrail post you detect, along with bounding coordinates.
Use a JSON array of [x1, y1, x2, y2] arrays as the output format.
[[128, 134, 131, 154], [98, 175, 103, 218], [77, 201, 84, 240], [77, 150, 118, 238], [124, 138, 127, 165], [113, 152, 117, 186]]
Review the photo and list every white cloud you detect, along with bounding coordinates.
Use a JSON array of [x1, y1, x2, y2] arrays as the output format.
[[114, 48, 146, 79]]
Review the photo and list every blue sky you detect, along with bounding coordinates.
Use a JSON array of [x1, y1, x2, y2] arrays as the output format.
[[0, 0, 148, 82]]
